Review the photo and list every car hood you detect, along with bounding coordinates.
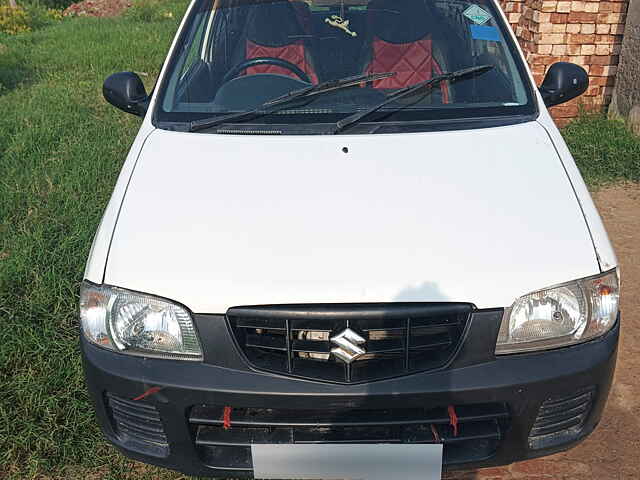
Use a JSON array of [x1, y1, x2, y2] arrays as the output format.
[[105, 122, 598, 313]]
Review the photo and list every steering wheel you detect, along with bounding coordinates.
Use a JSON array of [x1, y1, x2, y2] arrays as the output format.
[[221, 57, 312, 85]]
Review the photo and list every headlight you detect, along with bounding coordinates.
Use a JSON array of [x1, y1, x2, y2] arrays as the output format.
[[80, 282, 203, 360], [496, 269, 619, 354]]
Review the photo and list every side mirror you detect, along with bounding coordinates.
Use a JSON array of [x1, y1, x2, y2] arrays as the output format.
[[103, 72, 150, 116], [539, 62, 589, 108]]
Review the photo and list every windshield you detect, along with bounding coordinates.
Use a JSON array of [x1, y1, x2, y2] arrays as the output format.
[[154, 0, 536, 133]]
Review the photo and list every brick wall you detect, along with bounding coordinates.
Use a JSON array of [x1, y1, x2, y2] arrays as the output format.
[[500, 0, 628, 125]]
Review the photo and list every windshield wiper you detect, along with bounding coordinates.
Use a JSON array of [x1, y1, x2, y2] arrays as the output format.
[[189, 71, 396, 132], [332, 64, 494, 134]]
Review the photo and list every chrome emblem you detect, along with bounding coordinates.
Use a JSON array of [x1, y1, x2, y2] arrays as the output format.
[[330, 328, 366, 364]]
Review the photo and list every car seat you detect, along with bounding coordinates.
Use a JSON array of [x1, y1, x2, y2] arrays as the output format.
[[243, 0, 318, 83], [365, 0, 449, 101]]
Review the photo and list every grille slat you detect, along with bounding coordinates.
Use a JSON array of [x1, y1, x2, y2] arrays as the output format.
[[530, 416, 584, 437], [291, 339, 331, 353], [365, 338, 405, 353], [532, 403, 590, 428], [538, 392, 592, 414], [190, 402, 508, 468], [108, 394, 159, 413], [109, 402, 162, 422], [410, 332, 453, 350], [245, 333, 287, 351], [111, 408, 166, 432], [228, 304, 472, 383], [116, 421, 169, 443]]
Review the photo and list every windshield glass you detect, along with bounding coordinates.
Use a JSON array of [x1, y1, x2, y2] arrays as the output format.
[[155, 0, 536, 133]]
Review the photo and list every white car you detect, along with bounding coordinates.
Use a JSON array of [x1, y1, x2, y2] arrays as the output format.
[[80, 0, 620, 477]]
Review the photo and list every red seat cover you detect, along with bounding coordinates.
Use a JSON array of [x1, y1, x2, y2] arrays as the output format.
[[245, 41, 317, 83], [367, 36, 449, 102]]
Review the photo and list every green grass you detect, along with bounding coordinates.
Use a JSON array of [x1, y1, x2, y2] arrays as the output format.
[[563, 114, 640, 187], [0, 6, 639, 478], [0, 3, 196, 479]]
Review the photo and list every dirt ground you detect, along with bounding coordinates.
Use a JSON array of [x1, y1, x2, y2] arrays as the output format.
[[446, 183, 640, 480]]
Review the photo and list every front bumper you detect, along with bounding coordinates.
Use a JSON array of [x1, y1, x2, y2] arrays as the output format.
[[81, 310, 619, 478]]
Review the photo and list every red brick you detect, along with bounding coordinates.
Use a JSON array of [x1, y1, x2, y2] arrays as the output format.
[[571, 0, 586, 11], [533, 73, 546, 84], [552, 104, 581, 117], [567, 55, 588, 63], [591, 76, 610, 86], [589, 54, 619, 64], [539, 33, 566, 43], [585, 85, 601, 95], [606, 12, 626, 23], [581, 23, 596, 33], [611, 2, 628, 12], [567, 43, 582, 54], [584, 2, 599, 12], [532, 54, 559, 65], [610, 23, 625, 34], [551, 12, 569, 22], [568, 11, 597, 22], [598, 1, 616, 12], [552, 44, 567, 54], [595, 34, 618, 44], [508, 12, 522, 22], [568, 33, 596, 43]]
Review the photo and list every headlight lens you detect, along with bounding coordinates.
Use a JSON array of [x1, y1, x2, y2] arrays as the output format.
[[496, 269, 619, 354], [80, 282, 203, 360]]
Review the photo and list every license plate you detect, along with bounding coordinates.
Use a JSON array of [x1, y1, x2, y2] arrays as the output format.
[[251, 443, 443, 479]]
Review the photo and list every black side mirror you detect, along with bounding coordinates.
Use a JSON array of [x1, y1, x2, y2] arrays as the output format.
[[539, 62, 589, 108], [103, 72, 150, 116]]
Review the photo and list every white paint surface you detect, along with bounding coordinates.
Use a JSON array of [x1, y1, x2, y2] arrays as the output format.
[[100, 121, 603, 313]]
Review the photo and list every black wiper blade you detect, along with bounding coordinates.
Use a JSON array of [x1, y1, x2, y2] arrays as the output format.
[[332, 64, 494, 134], [189, 71, 396, 132]]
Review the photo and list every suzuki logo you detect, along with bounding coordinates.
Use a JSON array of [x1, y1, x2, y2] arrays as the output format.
[[330, 328, 366, 364]]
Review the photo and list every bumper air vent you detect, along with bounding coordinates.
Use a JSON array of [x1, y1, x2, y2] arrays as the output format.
[[528, 387, 595, 449], [105, 392, 169, 457]]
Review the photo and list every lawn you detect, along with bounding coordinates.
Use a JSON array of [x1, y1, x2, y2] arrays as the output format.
[[0, 4, 639, 479]]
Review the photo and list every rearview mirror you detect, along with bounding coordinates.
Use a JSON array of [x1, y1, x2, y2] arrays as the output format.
[[103, 72, 149, 117], [539, 62, 589, 108]]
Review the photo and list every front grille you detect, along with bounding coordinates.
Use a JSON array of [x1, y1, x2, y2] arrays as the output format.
[[105, 393, 169, 457], [228, 303, 472, 383], [189, 403, 509, 469], [528, 387, 595, 449]]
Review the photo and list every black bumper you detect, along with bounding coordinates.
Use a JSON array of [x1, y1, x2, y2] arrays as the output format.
[[81, 311, 619, 478]]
